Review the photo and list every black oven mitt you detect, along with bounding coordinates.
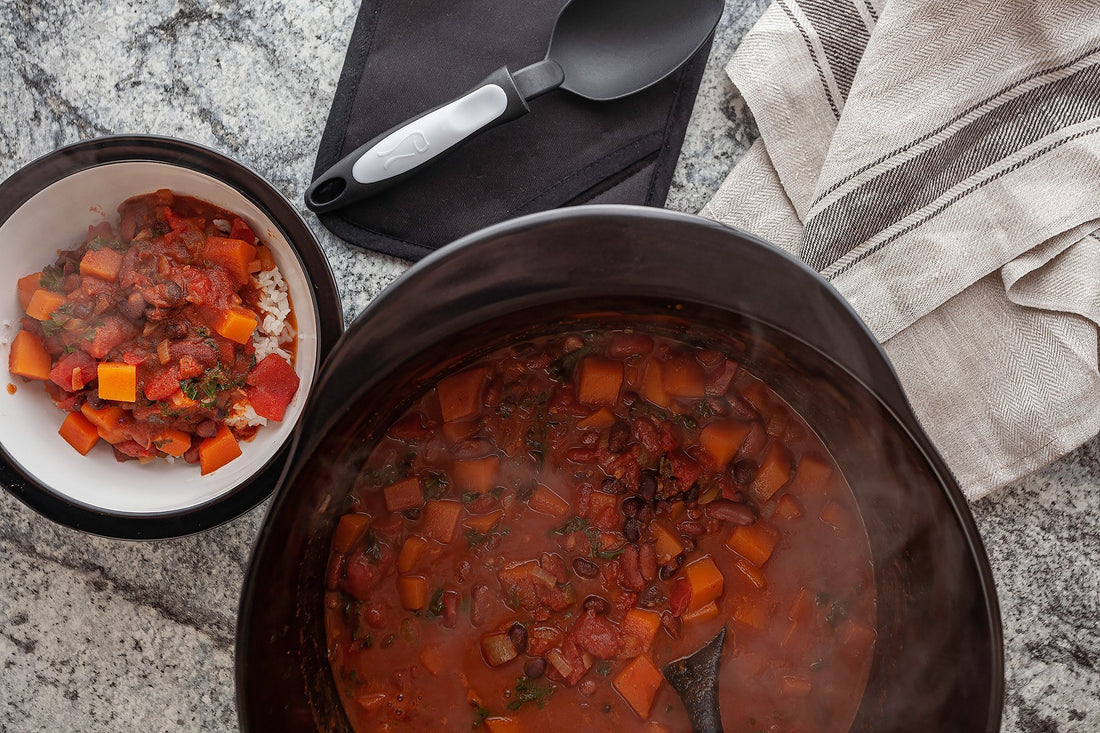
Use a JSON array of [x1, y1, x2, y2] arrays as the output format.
[[310, 0, 715, 261]]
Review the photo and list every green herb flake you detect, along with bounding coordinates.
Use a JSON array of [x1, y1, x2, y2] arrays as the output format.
[[87, 235, 125, 252], [585, 527, 624, 560], [39, 265, 64, 292], [362, 529, 382, 563], [551, 516, 590, 536], [423, 473, 449, 500], [381, 633, 396, 649], [595, 661, 612, 677], [506, 677, 557, 711], [471, 702, 491, 729]]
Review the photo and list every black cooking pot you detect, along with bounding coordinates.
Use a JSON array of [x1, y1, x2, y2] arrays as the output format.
[[236, 206, 1003, 731]]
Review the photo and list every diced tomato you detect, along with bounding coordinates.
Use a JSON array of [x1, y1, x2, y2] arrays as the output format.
[[229, 218, 256, 244], [570, 610, 622, 659], [48, 351, 97, 393], [245, 354, 300, 421], [143, 366, 180, 402], [81, 316, 136, 360]]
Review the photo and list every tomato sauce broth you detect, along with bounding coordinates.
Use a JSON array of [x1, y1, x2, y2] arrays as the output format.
[[324, 328, 876, 732]]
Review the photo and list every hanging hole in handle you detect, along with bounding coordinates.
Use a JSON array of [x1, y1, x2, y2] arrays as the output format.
[[309, 177, 347, 207]]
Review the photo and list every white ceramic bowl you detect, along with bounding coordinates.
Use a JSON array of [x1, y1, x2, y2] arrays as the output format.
[[0, 136, 342, 538]]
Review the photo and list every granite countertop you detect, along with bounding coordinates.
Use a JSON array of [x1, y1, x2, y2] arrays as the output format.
[[0, 1, 1097, 731]]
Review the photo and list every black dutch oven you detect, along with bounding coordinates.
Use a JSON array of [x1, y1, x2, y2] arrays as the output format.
[[236, 206, 1004, 731]]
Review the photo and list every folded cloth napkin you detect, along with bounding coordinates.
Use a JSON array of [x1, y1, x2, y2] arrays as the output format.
[[703, 0, 1100, 499]]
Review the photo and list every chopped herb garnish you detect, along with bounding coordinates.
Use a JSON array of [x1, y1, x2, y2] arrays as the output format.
[[672, 413, 697, 430], [87, 235, 125, 251], [462, 491, 480, 504], [551, 516, 590, 535], [381, 633, 396, 648], [546, 343, 592, 384], [595, 661, 612, 676], [423, 473, 449, 499], [506, 677, 557, 711], [490, 486, 504, 498], [362, 529, 382, 563], [466, 527, 509, 548], [39, 265, 64, 292], [693, 399, 717, 420], [421, 588, 446, 619], [586, 527, 625, 560], [471, 703, 491, 728], [826, 599, 849, 626]]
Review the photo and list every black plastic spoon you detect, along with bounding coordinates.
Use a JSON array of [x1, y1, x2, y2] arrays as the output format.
[[305, 0, 724, 213], [664, 626, 727, 733]]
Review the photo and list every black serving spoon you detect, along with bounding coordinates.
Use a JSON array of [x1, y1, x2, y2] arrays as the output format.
[[304, 0, 725, 213], [664, 627, 727, 733]]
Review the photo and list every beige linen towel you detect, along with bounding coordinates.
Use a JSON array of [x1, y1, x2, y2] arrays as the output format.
[[703, 0, 1100, 499]]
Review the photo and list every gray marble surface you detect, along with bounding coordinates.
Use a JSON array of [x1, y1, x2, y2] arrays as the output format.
[[0, 1, 1096, 731]]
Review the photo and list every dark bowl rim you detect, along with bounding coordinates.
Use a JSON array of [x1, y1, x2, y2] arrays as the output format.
[[237, 204, 1003, 730], [0, 134, 344, 540]]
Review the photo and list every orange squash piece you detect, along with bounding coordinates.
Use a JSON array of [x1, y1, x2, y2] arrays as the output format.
[[58, 411, 100, 455], [397, 574, 429, 610], [154, 428, 192, 457], [681, 600, 720, 624], [613, 654, 663, 719], [436, 367, 489, 423], [198, 423, 242, 475], [463, 509, 504, 535], [682, 556, 725, 612], [726, 522, 779, 567], [396, 535, 428, 573], [576, 407, 616, 430], [661, 356, 706, 398], [17, 273, 41, 310], [441, 419, 479, 443], [640, 360, 670, 408], [651, 521, 685, 564], [750, 441, 792, 504], [423, 500, 462, 543], [8, 330, 52, 380], [452, 455, 500, 494], [576, 356, 623, 406], [620, 608, 662, 653], [214, 306, 259, 345], [699, 420, 752, 467], [79, 247, 124, 282], [527, 485, 570, 518], [732, 593, 773, 629], [789, 456, 834, 496], [25, 288, 66, 321], [203, 236, 258, 285], [383, 477, 424, 512], [332, 514, 371, 554], [97, 362, 137, 402], [80, 403, 125, 432]]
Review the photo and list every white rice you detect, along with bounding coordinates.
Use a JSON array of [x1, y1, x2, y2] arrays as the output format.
[[225, 262, 296, 430]]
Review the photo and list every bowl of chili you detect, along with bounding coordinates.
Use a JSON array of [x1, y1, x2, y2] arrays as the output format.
[[0, 135, 342, 539], [237, 206, 1003, 731]]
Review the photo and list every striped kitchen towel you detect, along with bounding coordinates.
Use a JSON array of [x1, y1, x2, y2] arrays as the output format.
[[703, 0, 1100, 499]]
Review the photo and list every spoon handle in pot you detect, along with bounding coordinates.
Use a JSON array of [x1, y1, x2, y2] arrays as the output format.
[[305, 66, 537, 214]]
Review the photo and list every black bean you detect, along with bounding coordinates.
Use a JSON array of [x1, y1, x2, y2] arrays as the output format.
[[733, 459, 758, 486], [621, 391, 639, 406], [621, 496, 646, 518], [583, 595, 610, 614], [658, 554, 685, 581], [402, 507, 422, 521], [572, 557, 599, 579], [623, 518, 641, 543], [639, 471, 657, 501], [683, 483, 701, 505], [524, 657, 546, 679], [607, 421, 630, 454], [601, 477, 625, 495], [85, 395, 104, 411], [681, 536, 697, 553], [507, 622, 528, 654], [640, 585, 663, 608], [165, 320, 188, 340], [655, 499, 672, 516]]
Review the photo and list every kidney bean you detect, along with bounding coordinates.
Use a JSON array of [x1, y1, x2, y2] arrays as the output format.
[[573, 557, 599, 579], [607, 422, 631, 454], [640, 585, 663, 608], [661, 610, 682, 639], [524, 657, 547, 679], [733, 459, 758, 486], [470, 584, 490, 627], [606, 333, 654, 360], [583, 595, 610, 615], [442, 590, 460, 629], [508, 622, 529, 654], [619, 545, 645, 591], [639, 542, 658, 581], [677, 520, 706, 536], [706, 499, 756, 526], [195, 420, 217, 439]]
